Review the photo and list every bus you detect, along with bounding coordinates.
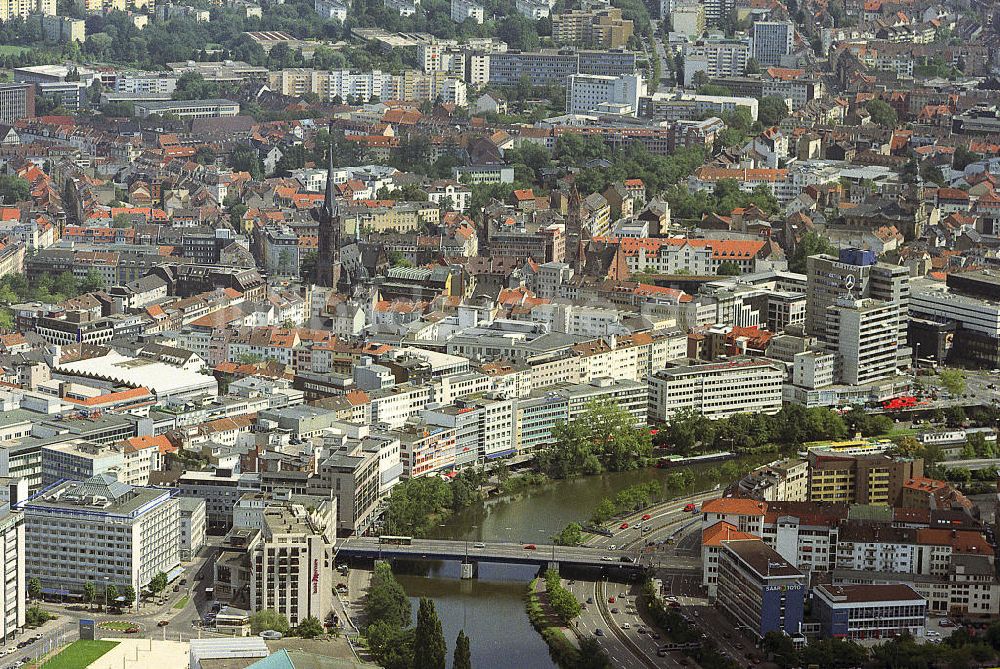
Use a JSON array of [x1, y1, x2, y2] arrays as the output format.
[[378, 535, 413, 545]]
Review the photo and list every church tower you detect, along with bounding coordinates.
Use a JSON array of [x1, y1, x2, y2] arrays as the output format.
[[312, 131, 342, 289]]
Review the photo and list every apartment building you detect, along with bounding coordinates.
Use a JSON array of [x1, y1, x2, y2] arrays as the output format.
[[20, 474, 180, 595], [682, 38, 750, 80], [0, 84, 34, 125], [807, 450, 922, 506], [648, 358, 784, 421], [827, 298, 902, 385], [0, 0, 53, 21], [751, 21, 794, 66], [178, 496, 207, 561], [552, 7, 634, 49], [450, 0, 483, 23]]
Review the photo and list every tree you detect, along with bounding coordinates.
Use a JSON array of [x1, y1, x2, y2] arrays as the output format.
[[121, 585, 136, 611], [865, 100, 898, 128], [453, 630, 472, 669], [172, 72, 219, 100], [230, 145, 265, 180], [576, 637, 612, 669], [954, 145, 982, 171], [939, 369, 967, 396], [28, 577, 41, 601], [149, 571, 168, 599], [590, 498, 617, 524], [365, 563, 411, 630], [789, 230, 839, 273], [83, 581, 96, 610], [553, 522, 583, 546], [296, 616, 324, 638], [412, 598, 446, 669], [762, 630, 799, 668], [758, 96, 790, 126], [0, 175, 29, 205], [717, 260, 741, 275], [105, 584, 118, 610], [249, 609, 291, 634]]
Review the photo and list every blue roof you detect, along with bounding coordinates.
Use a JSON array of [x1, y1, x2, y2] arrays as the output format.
[[246, 650, 295, 669]]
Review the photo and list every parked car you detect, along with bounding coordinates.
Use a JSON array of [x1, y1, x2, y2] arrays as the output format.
[[157, 621, 169, 627], [523, 544, 536, 550]]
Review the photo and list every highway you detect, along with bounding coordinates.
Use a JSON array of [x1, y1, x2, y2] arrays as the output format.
[[939, 458, 1000, 471]]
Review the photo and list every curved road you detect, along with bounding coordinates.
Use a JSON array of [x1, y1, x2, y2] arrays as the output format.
[[595, 581, 658, 669]]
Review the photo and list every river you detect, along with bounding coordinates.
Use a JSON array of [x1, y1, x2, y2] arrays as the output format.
[[387, 460, 748, 668], [430, 459, 738, 542], [395, 561, 554, 669]]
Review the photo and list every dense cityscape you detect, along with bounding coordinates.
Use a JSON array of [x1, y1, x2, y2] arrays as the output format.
[[0, 0, 993, 666]]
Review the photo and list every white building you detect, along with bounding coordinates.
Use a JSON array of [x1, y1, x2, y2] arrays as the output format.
[[450, 0, 483, 23], [20, 474, 179, 597], [0, 508, 23, 641], [178, 496, 206, 561], [566, 73, 644, 115], [827, 298, 901, 386], [683, 39, 750, 81], [314, 0, 347, 19], [648, 358, 784, 420]]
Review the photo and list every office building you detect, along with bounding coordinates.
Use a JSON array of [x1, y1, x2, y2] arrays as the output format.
[[0, 508, 23, 642], [806, 249, 911, 376], [40, 440, 123, 486], [716, 539, 806, 639], [827, 298, 902, 385], [19, 474, 180, 596], [752, 21, 794, 66], [648, 358, 784, 420], [179, 496, 207, 561], [488, 49, 636, 85], [0, 84, 33, 123], [133, 99, 240, 119], [702, 0, 734, 25], [178, 469, 261, 532], [565, 73, 644, 115], [814, 584, 926, 640]]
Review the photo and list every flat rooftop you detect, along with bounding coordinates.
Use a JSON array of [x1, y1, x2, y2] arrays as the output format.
[[723, 539, 803, 579]]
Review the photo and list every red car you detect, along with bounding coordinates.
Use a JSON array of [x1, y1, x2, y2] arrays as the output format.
[[608, 597, 616, 604], [641, 514, 652, 521], [683, 503, 696, 512], [620, 522, 629, 530], [523, 544, 537, 550]]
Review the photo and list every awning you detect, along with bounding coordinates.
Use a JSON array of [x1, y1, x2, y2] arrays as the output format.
[[41, 587, 71, 596], [166, 566, 186, 583]]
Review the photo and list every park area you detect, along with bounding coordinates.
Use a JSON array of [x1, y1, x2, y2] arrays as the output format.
[[41, 641, 118, 669]]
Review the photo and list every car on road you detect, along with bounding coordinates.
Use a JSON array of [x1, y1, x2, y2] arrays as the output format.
[[600, 556, 614, 561], [621, 623, 630, 630], [259, 630, 283, 640], [609, 544, 617, 550], [927, 630, 940, 637], [611, 608, 619, 614], [642, 526, 651, 533], [595, 629, 604, 637], [683, 503, 697, 512], [157, 620, 169, 627], [473, 543, 485, 549], [940, 619, 955, 627], [608, 596, 616, 604], [523, 544, 536, 550], [586, 597, 593, 604], [619, 522, 629, 530], [637, 627, 646, 634], [657, 649, 668, 657], [125, 628, 140, 635]]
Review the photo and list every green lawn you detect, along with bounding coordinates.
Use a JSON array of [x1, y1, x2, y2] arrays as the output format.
[[173, 595, 189, 609], [42, 641, 118, 669], [97, 622, 134, 631], [0, 45, 31, 55]]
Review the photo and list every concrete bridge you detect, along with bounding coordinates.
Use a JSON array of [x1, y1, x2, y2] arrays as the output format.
[[336, 537, 701, 577]]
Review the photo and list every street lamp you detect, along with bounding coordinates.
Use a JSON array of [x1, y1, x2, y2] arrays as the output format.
[[103, 577, 109, 612]]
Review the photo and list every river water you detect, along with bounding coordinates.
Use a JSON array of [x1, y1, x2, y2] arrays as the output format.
[[388, 460, 747, 668]]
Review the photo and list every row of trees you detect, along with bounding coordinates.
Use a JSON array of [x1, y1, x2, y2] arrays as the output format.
[[589, 481, 663, 525], [666, 178, 780, 221], [364, 563, 472, 669], [536, 401, 652, 479], [542, 569, 580, 624], [248, 609, 325, 638], [658, 404, 893, 456]]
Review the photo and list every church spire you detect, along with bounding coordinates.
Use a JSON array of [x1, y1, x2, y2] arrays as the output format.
[[323, 122, 336, 219]]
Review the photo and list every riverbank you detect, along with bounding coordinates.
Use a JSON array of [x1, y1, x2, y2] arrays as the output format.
[[525, 578, 583, 669]]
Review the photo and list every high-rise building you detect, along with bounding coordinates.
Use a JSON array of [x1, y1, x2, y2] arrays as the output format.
[[0, 507, 23, 642], [751, 21, 794, 66], [0, 0, 53, 21], [806, 249, 911, 377], [826, 298, 902, 385]]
